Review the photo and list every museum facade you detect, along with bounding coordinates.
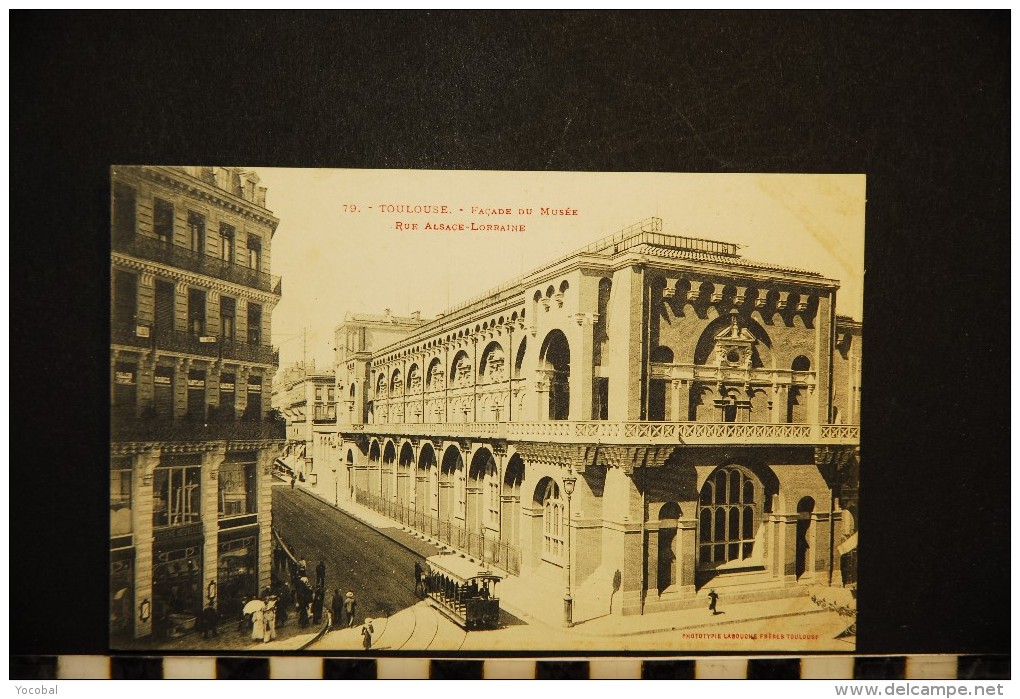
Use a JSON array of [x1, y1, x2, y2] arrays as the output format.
[[304, 217, 861, 619]]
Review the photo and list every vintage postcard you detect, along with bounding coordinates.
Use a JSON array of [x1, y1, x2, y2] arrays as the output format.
[[109, 168, 863, 654]]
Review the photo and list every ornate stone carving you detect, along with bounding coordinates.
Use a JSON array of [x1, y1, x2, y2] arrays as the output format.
[[712, 311, 756, 369]]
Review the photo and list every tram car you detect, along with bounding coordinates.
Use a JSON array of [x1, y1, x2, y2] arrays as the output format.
[[424, 553, 502, 630]]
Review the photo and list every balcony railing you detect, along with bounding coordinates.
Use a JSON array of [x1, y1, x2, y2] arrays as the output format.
[[219, 336, 279, 365], [113, 232, 281, 294], [111, 415, 287, 443], [338, 420, 859, 446], [313, 403, 337, 423], [111, 320, 152, 349], [111, 323, 279, 365]]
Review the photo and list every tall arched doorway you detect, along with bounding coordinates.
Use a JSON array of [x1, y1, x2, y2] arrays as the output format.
[[657, 502, 681, 593], [381, 441, 396, 502], [365, 440, 381, 503], [500, 455, 524, 573], [468, 448, 498, 560], [398, 442, 414, 520], [439, 446, 464, 546], [539, 330, 570, 420], [415, 443, 436, 533], [796, 496, 815, 580]]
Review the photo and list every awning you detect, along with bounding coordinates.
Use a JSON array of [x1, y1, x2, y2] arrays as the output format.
[[836, 531, 858, 555]]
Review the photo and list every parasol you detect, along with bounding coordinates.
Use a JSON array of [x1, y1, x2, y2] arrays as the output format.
[[243, 599, 266, 615]]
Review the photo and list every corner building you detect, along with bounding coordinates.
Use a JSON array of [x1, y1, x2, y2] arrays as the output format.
[[323, 218, 861, 618], [271, 360, 337, 483], [110, 166, 284, 642]]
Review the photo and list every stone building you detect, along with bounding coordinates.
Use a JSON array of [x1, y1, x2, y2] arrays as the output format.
[[110, 166, 285, 642], [306, 217, 861, 620], [271, 360, 336, 484]]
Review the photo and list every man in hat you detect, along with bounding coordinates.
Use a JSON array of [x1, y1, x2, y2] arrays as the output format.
[[316, 559, 327, 589], [331, 588, 344, 630], [343, 591, 357, 628], [201, 601, 219, 639], [312, 586, 324, 625]]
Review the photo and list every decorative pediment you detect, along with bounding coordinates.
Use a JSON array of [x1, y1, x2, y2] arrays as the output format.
[[713, 311, 756, 369]]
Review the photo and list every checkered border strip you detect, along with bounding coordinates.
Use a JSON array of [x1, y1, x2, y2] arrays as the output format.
[[10, 655, 1009, 680]]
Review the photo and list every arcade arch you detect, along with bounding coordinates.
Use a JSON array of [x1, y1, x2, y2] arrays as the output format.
[[539, 330, 570, 420]]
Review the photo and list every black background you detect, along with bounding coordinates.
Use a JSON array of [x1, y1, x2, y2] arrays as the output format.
[[10, 11, 1009, 657]]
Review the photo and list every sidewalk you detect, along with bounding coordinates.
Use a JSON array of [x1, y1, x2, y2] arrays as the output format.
[[299, 484, 848, 645]]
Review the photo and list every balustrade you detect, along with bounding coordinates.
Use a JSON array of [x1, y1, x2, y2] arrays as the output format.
[[339, 419, 858, 445]]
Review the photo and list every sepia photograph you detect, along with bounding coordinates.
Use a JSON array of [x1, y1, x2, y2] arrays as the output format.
[[109, 167, 864, 655]]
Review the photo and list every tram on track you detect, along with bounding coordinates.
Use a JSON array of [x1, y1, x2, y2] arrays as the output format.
[[424, 553, 502, 630]]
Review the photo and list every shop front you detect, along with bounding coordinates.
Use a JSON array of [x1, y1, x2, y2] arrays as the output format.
[[110, 549, 134, 642], [217, 527, 259, 622], [151, 526, 204, 639]]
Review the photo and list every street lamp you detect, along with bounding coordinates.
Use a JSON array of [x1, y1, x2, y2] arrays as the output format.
[[562, 469, 577, 628], [332, 466, 338, 506]]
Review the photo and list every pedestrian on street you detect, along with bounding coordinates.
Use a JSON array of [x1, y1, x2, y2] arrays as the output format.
[[708, 589, 720, 615], [251, 604, 264, 641], [414, 561, 422, 597], [263, 597, 278, 643], [296, 580, 310, 628], [344, 591, 357, 628], [238, 596, 250, 632], [316, 559, 327, 589], [312, 587, 324, 625], [201, 602, 219, 639], [361, 619, 374, 651], [291, 474, 296, 489], [298, 558, 307, 577], [276, 584, 289, 627], [331, 589, 344, 630]]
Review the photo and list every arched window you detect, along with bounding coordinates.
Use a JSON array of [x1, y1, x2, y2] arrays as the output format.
[[450, 350, 471, 387], [698, 465, 762, 567], [541, 480, 564, 561], [792, 355, 811, 372], [426, 357, 443, 390], [478, 341, 506, 383], [514, 337, 527, 378], [540, 330, 570, 420]]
